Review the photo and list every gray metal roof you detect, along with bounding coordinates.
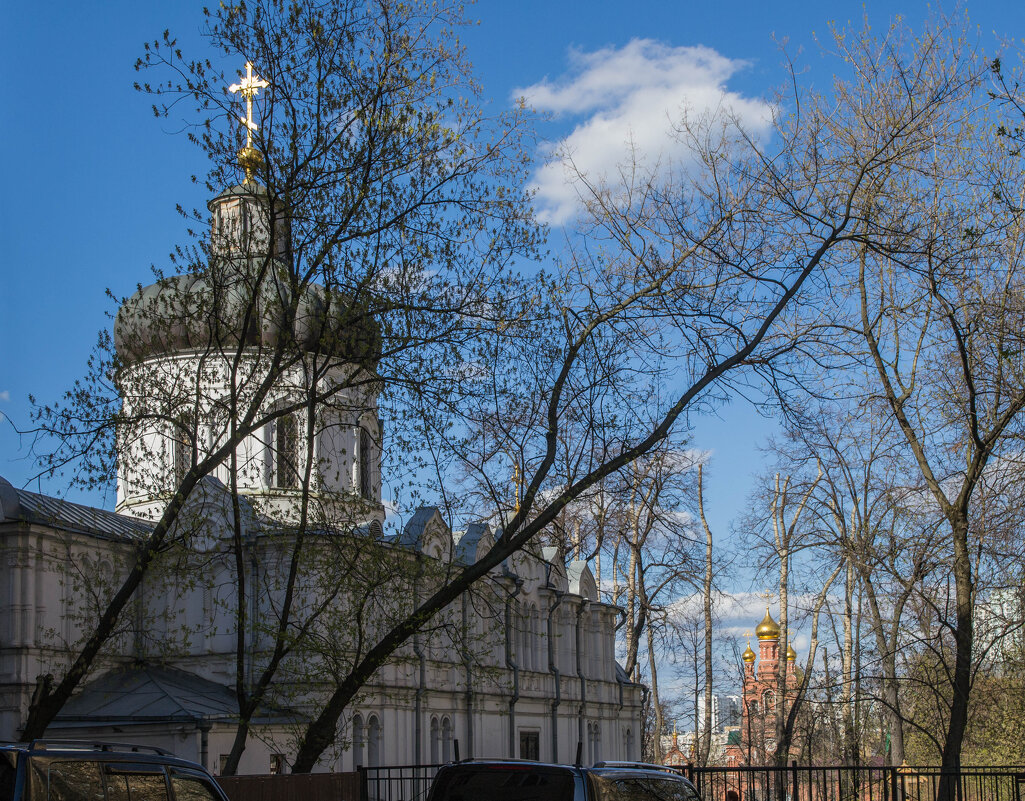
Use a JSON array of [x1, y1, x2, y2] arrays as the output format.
[[393, 505, 444, 549], [452, 521, 491, 563], [55, 663, 300, 726], [0, 477, 152, 542]]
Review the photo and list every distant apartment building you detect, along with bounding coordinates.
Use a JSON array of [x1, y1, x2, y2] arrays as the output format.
[[696, 693, 742, 732]]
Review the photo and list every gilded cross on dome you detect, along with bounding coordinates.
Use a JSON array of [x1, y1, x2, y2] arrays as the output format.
[[229, 62, 269, 148], [512, 461, 522, 514], [229, 62, 270, 181]]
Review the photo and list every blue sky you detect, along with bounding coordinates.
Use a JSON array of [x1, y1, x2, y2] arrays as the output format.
[[2, 0, 1024, 619]]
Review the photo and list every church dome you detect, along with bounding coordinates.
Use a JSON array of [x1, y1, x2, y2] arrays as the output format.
[[114, 184, 380, 365], [755, 608, 781, 640], [114, 270, 381, 365], [742, 642, 756, 663], [786, 641, 797, 661]]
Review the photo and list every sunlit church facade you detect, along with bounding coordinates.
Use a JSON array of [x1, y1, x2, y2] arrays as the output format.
[[723, 609, 799, 767], [0, 128, 643, 773]]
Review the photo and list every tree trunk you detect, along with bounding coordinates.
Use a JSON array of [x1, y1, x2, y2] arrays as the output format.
[[646, 622, 665, 764], [858, 562, 908, 765], [939, 515, 974, 801], [841, 560, 857, 765], [698, 464, 714, 767]]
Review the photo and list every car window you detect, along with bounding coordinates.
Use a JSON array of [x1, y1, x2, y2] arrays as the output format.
[[592, 776, 698, 801], [102, 765, 169, 801], [169, 771, 223, 801], [43, 761, 106, 801], [431, 767, 575, 801], [1, 752, 18, 801]]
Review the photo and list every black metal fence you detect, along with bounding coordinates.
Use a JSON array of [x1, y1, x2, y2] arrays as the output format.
[[356, 761, 1025, 801], [684, 764, 1025, 801], [358, 763, 443, 801]]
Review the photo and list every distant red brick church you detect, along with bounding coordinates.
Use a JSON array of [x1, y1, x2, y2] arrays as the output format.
[[724, 608, 798, 767], [663, 722, 687, 767]]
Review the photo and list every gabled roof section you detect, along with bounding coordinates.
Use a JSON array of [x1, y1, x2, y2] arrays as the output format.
[[453, 521, 492, 564], [567, 559, 597, 599], [54, 663, 299, 726], [0, 476, 152, 542], [541, 546, 569, 591], [394, 506, 450, 558], [171, 475, 261, 550]]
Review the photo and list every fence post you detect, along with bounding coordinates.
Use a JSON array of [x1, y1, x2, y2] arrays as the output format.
[[358, 766, 367, 801], [792, 760, 799, 801]]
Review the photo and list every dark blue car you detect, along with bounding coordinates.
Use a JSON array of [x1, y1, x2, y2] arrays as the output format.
[[0, 741, 230, 801]]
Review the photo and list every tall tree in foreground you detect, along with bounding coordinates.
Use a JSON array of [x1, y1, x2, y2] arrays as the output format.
[[24, 0, 540, 745], [837, 22, 1025, 781], [695, 462, 717, 766]]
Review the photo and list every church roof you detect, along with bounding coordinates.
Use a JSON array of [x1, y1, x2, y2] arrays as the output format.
[[54, 663, 299, 727], [394, 506, 446, 550], [756, 607, 781, 640], [615, 662, 641, 685], [452, 521, 491, 563], [0, 477, 152, 542], [114, 266, 381, 365]]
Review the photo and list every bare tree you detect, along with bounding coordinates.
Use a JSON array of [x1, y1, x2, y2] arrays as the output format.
[[842, 30, 1025, 778], [696, 463, 716, 766], [23, 0, 539, 745]]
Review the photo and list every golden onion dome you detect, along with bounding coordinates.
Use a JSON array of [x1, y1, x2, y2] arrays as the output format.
[[742, 642, 756, 663], [786, 641, 797, 661], [755, 607, 781, 640]]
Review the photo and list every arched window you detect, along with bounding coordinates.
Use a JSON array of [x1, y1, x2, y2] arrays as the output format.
[[171, 417, 196, 487], [430, 716, 440, 764], [763, 691, 776, 711], [528, 605, 539, 672], [367, 714, 381, 768], [441, 716, 452, 763], [519, 604, 530, 671], [534, 607, 545, 671], [352, 713, 365, 769], [266, 412, 300, 489], [559, 609, 572, 671], [359, 426, 374, 499]]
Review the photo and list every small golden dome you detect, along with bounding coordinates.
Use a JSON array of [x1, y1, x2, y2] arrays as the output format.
[[755, 607, 781, 640], [237, 145, 265, 183], [786, 642, 797, 661], [742, 642, 756, 663]]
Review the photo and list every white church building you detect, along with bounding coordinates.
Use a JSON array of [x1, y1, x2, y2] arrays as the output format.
[[0, 168, 644, 773]]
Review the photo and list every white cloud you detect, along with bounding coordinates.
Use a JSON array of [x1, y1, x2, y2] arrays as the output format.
[[514, 39, 773, 225], [0, 390, 9, 402], [667, 589, 825, 656]]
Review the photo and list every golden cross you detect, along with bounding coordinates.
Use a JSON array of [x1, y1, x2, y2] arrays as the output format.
[[512, 461, 521, 514], [229, 62, 270, 149]]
